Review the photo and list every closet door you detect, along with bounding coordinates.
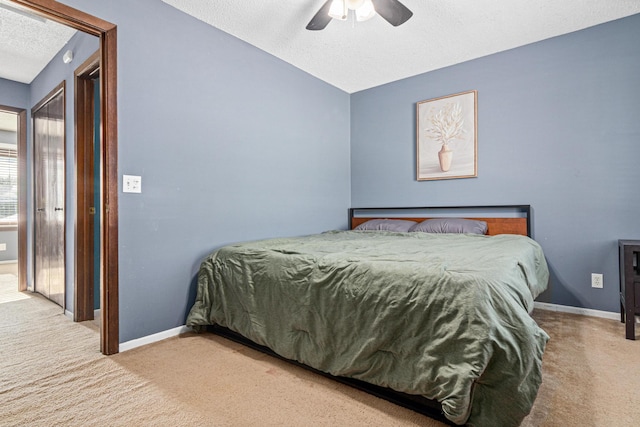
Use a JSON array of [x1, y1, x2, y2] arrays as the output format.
[[34, 107, 50, 300], [33, 85, 65, 308]]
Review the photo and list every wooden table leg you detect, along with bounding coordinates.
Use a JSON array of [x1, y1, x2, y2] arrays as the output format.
[[626, 311, 635, 340]]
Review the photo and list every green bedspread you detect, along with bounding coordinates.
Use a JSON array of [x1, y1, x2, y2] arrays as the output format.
[[187, 231, 549, 426]]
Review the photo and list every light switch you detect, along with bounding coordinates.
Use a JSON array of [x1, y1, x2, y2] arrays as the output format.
[[0, 243, 6, 251], [123, 175, 142, 193]]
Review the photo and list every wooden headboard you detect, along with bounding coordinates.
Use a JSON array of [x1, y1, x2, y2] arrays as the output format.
[[349, 205, 531, 237]]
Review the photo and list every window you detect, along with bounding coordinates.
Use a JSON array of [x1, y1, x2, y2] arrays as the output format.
[[0, 147, 17, 226]]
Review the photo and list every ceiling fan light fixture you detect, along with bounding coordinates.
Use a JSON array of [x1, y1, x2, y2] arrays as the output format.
[[328, 0, 348, 21], [308, 0, 411, 31], [355, 0, 376, 22]]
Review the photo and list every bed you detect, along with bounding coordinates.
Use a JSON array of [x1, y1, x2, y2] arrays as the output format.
[[187, 205, 549, 426]]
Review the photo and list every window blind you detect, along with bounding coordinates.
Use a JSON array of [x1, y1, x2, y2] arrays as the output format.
[[0, 147, 18, 221]]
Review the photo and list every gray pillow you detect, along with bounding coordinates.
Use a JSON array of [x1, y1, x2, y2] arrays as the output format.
[[409, 218, 488, 235], [354, 219, 417, 232]]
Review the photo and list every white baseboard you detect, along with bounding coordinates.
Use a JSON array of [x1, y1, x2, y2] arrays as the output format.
[[119, 325, 191, 352], [534, 302, 620, 321], [65, 308, 102, 321]]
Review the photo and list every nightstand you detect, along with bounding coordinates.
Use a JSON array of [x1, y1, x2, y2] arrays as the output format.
[[619, 240, 640, 340]]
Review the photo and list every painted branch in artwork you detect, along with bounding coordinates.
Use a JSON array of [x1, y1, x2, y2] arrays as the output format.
[[425, 102, 465, 145]]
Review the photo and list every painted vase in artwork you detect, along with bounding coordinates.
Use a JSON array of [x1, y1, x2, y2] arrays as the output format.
[[438, 144, 453, 172], [426, 101, 465, 174]]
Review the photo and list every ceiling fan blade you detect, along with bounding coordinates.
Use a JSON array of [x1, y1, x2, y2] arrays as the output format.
[[306, 0, 334, 31], [371, 0, 413, 26]]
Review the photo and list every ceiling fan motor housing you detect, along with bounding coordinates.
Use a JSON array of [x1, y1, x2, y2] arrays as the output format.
[[346, 0, 366, 9], [330, 0, 375, 21]]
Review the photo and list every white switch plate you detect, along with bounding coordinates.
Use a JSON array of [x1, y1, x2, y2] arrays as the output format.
[[0, 243, 6, 251], [123, 175, 142, 193]]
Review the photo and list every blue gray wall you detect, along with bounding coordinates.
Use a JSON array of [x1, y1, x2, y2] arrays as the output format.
[[351, 14, 640, 313], [51, 0, 638, 343], [0, 230, 17, 262], [0, 78, 29, 108], [60, 0, 351, 342]]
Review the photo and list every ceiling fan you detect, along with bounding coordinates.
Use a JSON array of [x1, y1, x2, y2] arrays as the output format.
[[306, 0, 413, 30]]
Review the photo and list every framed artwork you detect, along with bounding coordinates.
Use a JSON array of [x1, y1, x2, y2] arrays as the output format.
[[416, 90, 477, 181]]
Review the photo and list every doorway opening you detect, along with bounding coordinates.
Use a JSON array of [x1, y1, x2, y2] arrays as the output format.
[[10, 0, 119, 355]]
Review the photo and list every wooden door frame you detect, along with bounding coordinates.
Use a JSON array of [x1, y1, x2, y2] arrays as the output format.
[[12, 0, 119, 355], [74, 51, 100, 322], [0, 105, 27, 292]]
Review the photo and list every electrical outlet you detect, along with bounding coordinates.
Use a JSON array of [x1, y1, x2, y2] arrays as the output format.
[[123, 175, 142, 193], [591, 273, 603, 289]]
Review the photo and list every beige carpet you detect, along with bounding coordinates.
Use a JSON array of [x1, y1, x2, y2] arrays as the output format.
[[1, 275, 639, 426]]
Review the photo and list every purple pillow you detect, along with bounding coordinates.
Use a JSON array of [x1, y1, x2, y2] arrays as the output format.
[[409, 218, 487, 235], [354, 219, 418, 232]]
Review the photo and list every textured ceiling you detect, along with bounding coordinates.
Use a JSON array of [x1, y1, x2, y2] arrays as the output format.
[[161, 0, 640, 93], [0, 0, 76, 84], [1, 1, 639, 91]]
